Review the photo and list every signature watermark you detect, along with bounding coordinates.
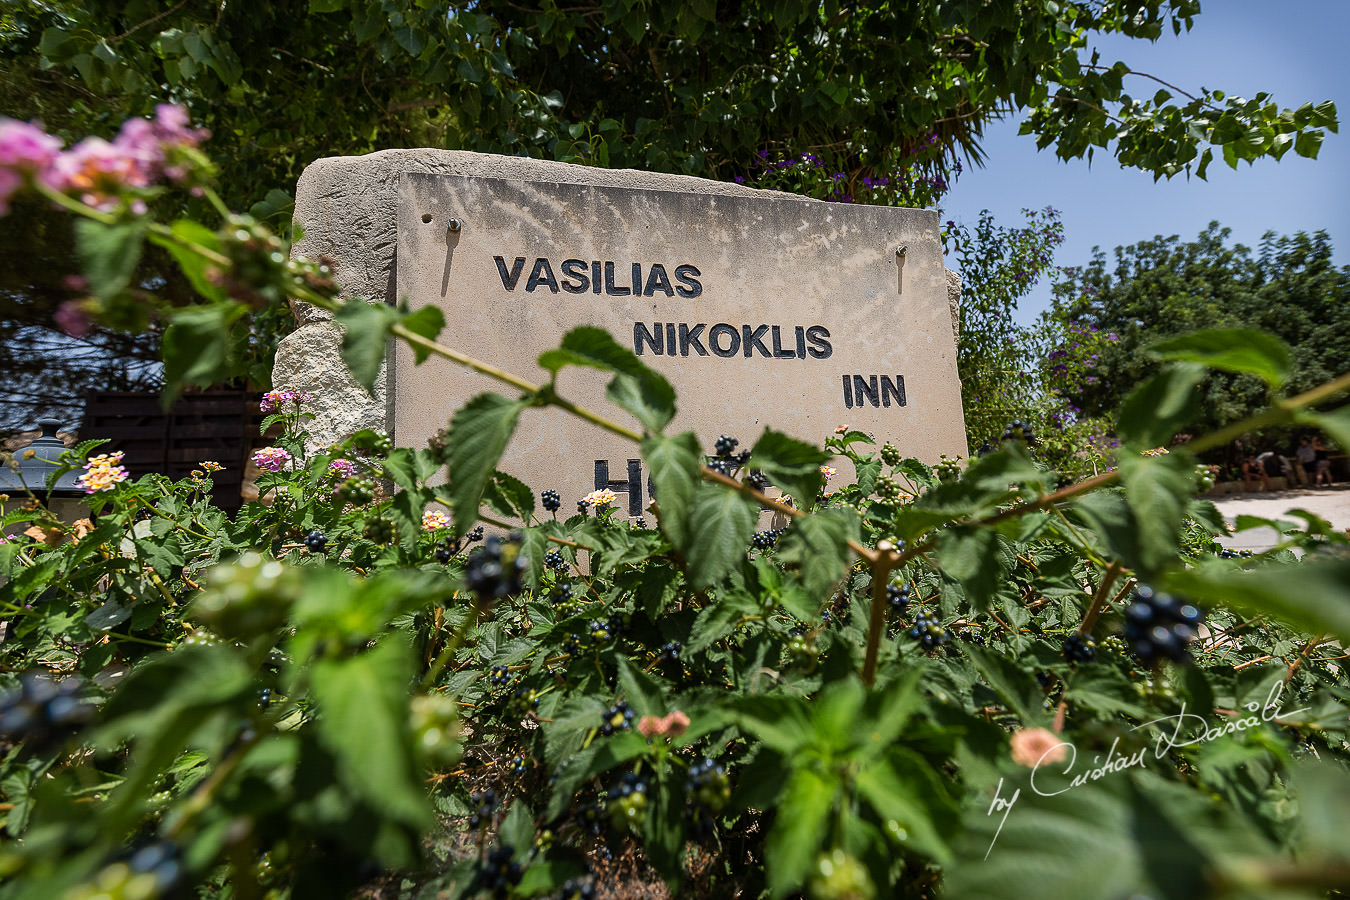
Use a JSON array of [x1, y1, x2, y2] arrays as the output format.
[[984, 680, 1309, 858]]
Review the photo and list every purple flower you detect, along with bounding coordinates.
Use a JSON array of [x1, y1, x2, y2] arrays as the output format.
[[328, 458, 356, 479], [252, 447, 292, 473], [54, 300, 91, 338]]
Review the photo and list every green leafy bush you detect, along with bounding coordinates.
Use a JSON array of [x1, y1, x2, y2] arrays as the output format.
[[3, 111, 1350, 900]]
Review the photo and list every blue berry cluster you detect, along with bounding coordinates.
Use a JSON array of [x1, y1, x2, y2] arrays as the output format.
[[1062, 633, 1097, 664], [544, 549, 567, 572], [686, 757, 730, 812], [488, 665, 511, 687], [1123, 586, 1203, 665], [745, 469, 771, 492], [907, 610, 949, 651], [540, 489, 561, 512], [475, 845, 522, 898], [600, 701, 633, 736], [467, 788, 498, 828], [1216, 547, 1255, 559], [751, 529, 784, 550], [559, 877, 597, 900], [466, 525, 485, 543], [709, 434, 751, 476], [1000, 419, 1036, 445], [607, 773, 649, 830], [507, 687, 540, 717], [435, 534, 463, 564], [887, 582, 910, 612], [0, 673, 95, 754], [464, 534, 527, 606], [304, 530, 327, 553], [659, 641, 681, 663]]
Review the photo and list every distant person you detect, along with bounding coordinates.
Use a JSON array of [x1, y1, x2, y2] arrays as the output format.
[[1242, 454, 1270, 492], [1312, 437, 1333, 486], [1295, 437, 1315, 486]]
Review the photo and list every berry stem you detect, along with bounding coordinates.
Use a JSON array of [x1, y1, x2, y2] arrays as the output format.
[[1079, 560, 1125, 636], [861, 542, 902, 686]]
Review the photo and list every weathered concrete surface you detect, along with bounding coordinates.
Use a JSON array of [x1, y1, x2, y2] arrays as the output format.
[[391, 173, 966, 512], [276, 149, 964, 462]]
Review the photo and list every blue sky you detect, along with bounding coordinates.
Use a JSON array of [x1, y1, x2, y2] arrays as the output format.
[[939, 0, 1350, 326]]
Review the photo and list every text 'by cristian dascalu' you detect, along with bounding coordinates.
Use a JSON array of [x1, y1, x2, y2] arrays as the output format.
[[493, 255, 906, 410]]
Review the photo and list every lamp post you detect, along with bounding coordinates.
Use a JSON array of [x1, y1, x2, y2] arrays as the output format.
[[1, 419, 88, 530]]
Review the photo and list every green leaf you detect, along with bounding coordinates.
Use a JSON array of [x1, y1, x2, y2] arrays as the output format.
[[538, 327, 675, 432], [766, 766, 837, 898], [1304, 404, 1350, 453], [1117, 452, 1192, 577], [497, 803, 534, 857], [776, 507, 858, 602], [1117, 363, 1204, 449], [938, 527, 1009, 610], [162, 303, 247, 399], [335, 300, 401, 393], [1150, 328, 1291, 388], [444, 393, 526, 538], [642, 431, 701, 546], [402, 305, 446, 364], [150, 220, 226, 302], [855, 757, 953, 865], [482, 470, 535, 520], [76, 218, 146, 300], [682, 482, 758, 588], [963, 643, 1044, 723], [310, 638, 431, 830], [748, 429, 827, 508], [1167, 556, 1350, 644]]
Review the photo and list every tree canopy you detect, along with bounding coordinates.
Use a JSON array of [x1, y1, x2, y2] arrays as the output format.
[[1048, 223, 1350, 443], [0, 0, 1339, 429]]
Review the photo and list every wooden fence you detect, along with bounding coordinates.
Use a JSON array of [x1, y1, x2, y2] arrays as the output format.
[[82, 390, 262, 513]]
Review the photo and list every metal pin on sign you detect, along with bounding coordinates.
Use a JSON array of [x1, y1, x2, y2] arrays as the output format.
[[447, 217, 462, 233], [896, 245, 907, 295]]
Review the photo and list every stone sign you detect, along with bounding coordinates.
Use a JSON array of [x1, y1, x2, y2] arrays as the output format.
[[275, 150, 966, 516]]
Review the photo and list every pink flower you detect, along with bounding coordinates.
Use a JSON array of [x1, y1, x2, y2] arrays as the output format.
[[834, 424, 849, 434], [0, 119, 62, 214], [260, 389, 314, 413], [251, 447, 292, 473], [54, 300, 91, 338], [76, 452, 129, 493], [637, 710, 690, 740], [328, 458, 356, 479], [1009, 727, 1069, 768], [422, 509, 451, 531]]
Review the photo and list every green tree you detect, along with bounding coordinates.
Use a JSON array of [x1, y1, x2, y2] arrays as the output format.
[[0, 0, 1338, 429], [1048, 223, 1350, 448]]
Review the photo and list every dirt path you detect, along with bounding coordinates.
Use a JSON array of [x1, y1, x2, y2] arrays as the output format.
[[1210, 484, 1350, 551]]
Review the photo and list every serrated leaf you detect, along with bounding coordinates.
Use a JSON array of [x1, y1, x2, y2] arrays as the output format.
[[1150, 328, 1291, 388], [1167, 556, 1350, 644], [766, 766, 837, 898], [748, 429, 827, 507], [1118, 452, 1192, 577], [963, 643, 1044, 723], [683, 482, 757, 588], [310, 638, 431, 830], [615, 655, 666, 717], [335, 300, 401, 393], [1117, 363, 1204, 449], [402, 305, 446, 364], [538, 326, 675, 432], [938, 527, 1007, 611], [76, 218, 146, 300], [163, 303, 247, 400], [482, 470, 535, 520], [643, 431, 700, 546], [776, 507, 857, 602], [151, 219, 226, 303], [444, 394, 525, 538], [855, 757, 953, 865]]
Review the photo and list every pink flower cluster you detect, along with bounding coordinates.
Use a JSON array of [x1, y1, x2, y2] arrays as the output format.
[[328, 458, 357, 479], [251, 447, 292, 473], [76, 451, 130, 494], [636, 710, 690, 740], [0, 106, 207, 214], [260, 389, 315, 413]]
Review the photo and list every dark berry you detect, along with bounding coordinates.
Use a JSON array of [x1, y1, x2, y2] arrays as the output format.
[[1062, 633, 1097, 664], [659, 641, 682, 663], [1121, 586, 1204, 666], [751, 528, 783, 550], [886, 582, 910, 612], [489, 665, 511, 687], [746, 469, 771, 492], [0, 673, 95, 754], [686, 757, 730, 813], [606, 773, 649, 830], [544, 549, 567, 571], [466, 525, 484, 543], [907, 609, 949, 651], [715, 435, 739, 457], [464, 534, 527, 606], [540, 489, 561, 512], [475, 844, 522, 897], [304, 530, 328, 553], [600, 701, 633, 736]]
